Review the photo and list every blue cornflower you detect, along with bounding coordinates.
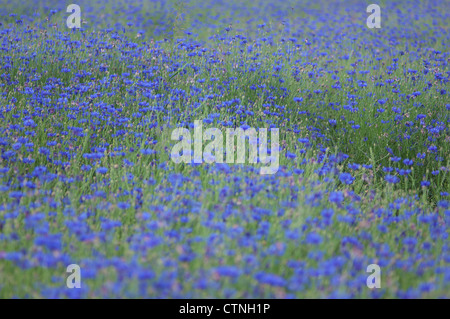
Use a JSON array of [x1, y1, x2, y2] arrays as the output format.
[[328, 192, 344, 204], [298, 138, 309, 144], [215, 266, 242, 278], [254, 272, 286, 287], [305, 232, 322, 245], [421, 180, 430, 187], [385, 175, 400, 184], [141, 149, 156, 155], [286, 151, 296, 159], [438, 201, 449, 209], [403, 159, 414, 166], [339, 172, 354, 185], [97, 167, 108, 174]]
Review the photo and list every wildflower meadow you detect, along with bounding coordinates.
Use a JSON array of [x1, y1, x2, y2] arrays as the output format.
[[0, 0, 449, 299]]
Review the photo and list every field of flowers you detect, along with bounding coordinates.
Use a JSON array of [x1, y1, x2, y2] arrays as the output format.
[[0, 0, 449, 298]]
